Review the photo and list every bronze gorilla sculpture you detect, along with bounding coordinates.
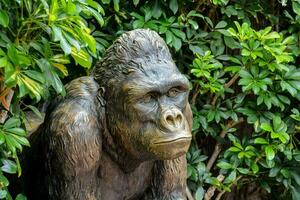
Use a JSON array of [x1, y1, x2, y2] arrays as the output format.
[[22, 29, 193, 200]]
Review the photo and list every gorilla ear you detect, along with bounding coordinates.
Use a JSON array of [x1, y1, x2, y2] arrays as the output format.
[[183, 103, 193, 131], [97, 87, 106, 107]]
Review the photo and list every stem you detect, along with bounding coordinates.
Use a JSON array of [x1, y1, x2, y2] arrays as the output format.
[[215, 175, 243, 200], [191, 84, 200, 106], [224, 74, 239, 88], [186, 186, 195, 200], [206, 117, 244, 171], [211, 95, 218, 106], [204, 174, 225, 200], [212, 73, 240, 106]]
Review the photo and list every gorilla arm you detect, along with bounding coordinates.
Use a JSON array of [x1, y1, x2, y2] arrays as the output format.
[[45, 102, 102, 200]]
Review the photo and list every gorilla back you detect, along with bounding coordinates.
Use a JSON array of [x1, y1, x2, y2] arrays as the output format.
[[22, 29, 193, 200]]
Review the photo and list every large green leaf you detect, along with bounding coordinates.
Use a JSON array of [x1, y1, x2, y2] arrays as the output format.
[[265, 146, 275, 160], [0, 10, 9, 27]]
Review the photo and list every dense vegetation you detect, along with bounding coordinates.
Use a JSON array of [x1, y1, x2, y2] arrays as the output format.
[[0, 0, 300, 199]]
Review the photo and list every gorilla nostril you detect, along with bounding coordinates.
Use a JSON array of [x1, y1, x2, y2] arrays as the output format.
[[165, 113, 183, 128], [174, 114, 183, 127], [166, 115, 174, 125], [176, 114, 182, 122]]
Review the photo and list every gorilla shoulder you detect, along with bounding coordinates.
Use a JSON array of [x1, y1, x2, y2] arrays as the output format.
[[45, 76, 102, 171]]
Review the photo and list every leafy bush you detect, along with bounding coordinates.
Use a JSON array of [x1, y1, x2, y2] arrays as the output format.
[[1, 0, 300, 199], [0, 0, 104, 199]]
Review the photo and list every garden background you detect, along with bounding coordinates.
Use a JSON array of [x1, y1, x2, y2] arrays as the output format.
[[0, 0, 300, 199]]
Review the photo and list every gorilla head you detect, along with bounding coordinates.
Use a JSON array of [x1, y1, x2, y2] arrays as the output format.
[[93, 29, 192, 166]]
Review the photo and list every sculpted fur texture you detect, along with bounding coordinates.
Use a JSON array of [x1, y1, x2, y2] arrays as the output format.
[[21, 29, 193, 200]]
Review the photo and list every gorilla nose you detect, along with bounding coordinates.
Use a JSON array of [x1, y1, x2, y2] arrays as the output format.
[[162, 108, 184, 130]]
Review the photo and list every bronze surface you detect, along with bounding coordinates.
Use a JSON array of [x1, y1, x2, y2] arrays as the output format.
[[21, 29, 193, 200]]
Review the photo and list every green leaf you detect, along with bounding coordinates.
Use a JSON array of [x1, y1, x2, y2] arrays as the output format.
[[204, 17, 213, 29], [4, 117, 20, 129], [133, 20, 144, 29], [133, 0, 140, 6], [227, 133, 239, 143], [280, 168, 290, 178], [292, 2, 300, 15], [228, 146, 242, 152], [169, 0, 178, 14], [215, 21, 227, 29], [15, 194, 27, 200], [83, 32, 96, 53], [0, 10, 9, 27], [51, 26, 71, 55], [224, 36, 240, 49], [171, 29, 185, 40], [194, 187, 204, 200], [71, 48, 92, 69], [237, 167, 249, 174], [251, 162, 259, 174], [265, 146, 275, 160], [263, 32, 280, 40], [165, 30, 173, 44], [273, 116, 282, 131], [10, 134, 30, 146], [7, 44, 19, 65], [113, 0, 120, 12], [0, 174, 9, 186], [0, 190, 7, 198], [269, 167, 280, 177], [291, 185, 300, 200], [66, 0, 76, 14], [291, 171, 300, 186], [223, 170, 236, 184], [35, 59, 65, 95], [239, 70, 253, 79], [254, 137, 268, 145], [261, 123, 272, 132], [233, 142, 243, 150], [18, 74, 43, 101], [84, 7, 104, 27], [0, 132, 5, 145], [23, 70, 45, 84], [27, 105, 43, 119], [6, 128, 26, 136], [172, 36, 182, 51], [217, 161, 232, 169], [1, 159, 17, 174]]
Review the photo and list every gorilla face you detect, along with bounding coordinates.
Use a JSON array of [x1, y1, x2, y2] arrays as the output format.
[[111, 61, 192, 161]]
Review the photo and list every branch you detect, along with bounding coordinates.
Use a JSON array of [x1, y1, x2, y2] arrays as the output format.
[[186, 186, 195, 200], [206, 117, 244, 171], [204, 174, 225, 200], [191, 84, 200, 106], [224, 74, 239, 88], [215, 175, 242, 200], [211, 74, 239, 106]]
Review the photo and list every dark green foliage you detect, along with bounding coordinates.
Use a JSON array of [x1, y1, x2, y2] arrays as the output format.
[[0, 0, 104, 199], [0, 0, 300, 199]]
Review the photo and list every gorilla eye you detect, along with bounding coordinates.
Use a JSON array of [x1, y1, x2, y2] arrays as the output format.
[[167, 87, 181, 97], [141, 93, 157, 104], [143, 95, 152, 103]]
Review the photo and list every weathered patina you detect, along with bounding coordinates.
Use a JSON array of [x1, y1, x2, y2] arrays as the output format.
[[22, 29, 193, 200]]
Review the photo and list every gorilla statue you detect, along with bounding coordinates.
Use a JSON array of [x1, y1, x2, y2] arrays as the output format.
[[22, 29, 193, 200]]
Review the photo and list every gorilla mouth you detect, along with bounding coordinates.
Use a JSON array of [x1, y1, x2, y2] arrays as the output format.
[[153, 136, 192, 145]]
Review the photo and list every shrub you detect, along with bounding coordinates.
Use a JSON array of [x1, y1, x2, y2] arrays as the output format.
[[0, 0, 104, 198], [0, 0, 300, 199]]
